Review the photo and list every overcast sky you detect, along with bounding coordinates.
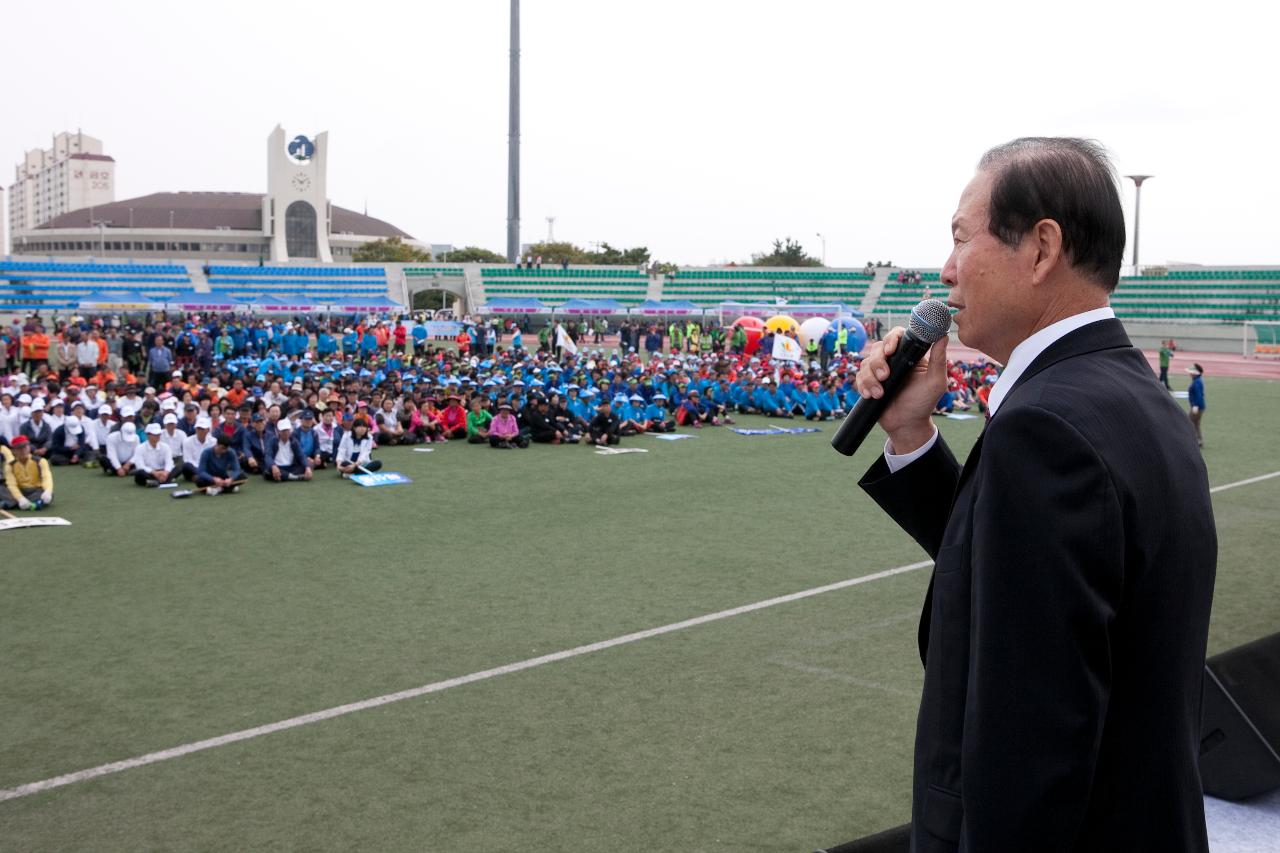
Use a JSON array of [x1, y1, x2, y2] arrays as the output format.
[[4, 0, 1275, 268]]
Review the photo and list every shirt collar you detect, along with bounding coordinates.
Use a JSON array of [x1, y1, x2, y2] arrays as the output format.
[[986, 307, 1115, 417]]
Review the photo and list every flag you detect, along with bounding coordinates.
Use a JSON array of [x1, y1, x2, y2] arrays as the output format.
[[556, 324, 578, 356], [772, 334, 803, 362]]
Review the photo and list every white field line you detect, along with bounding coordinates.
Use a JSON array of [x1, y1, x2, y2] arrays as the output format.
[[0, 559, 934, 804], [4, 469, 1274, 804], [1209, 470, 1280, 494]]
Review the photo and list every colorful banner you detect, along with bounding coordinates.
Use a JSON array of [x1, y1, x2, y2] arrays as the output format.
[[423, 321, 462, 337]]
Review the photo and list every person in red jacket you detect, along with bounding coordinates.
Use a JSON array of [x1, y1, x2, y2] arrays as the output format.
[[439, 393, 468, 439]]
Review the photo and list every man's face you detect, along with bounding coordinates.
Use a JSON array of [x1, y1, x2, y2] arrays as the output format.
[[940, 170, 1037, 361], [14, 443, 30, 461]]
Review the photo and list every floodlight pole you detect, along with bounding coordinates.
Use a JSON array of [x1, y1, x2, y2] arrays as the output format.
[[816, 232, 826, 266], [506, 0, 521, 263], [1125, 175, 1153, 271]]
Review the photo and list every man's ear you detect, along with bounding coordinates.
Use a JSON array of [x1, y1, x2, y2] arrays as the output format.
[[1030, 218, 1064, 285]]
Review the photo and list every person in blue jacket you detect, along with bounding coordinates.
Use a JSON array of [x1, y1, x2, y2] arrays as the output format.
[[618, 393, 650, 435], [359, 330, 379, 363], [195, 434, 243, 494], [294, 409, 322, 468], [240, 412, 270, 476], [643, 393, 675, 432], [1186, 362, 1205, 448], [678, 389, 713, 427], [316, 329, 337, 358], [752, 379, 789, 418]]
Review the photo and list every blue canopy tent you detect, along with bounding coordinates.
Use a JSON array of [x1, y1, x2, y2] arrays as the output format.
[[629, 299, 703, 316], [77, 290, 168, 312], [556, 298, 628, 316], [325, 294, 402, 314], [479, 297, 550, 314], [165, 290, 245, 312], [246, 294, 322, 314]]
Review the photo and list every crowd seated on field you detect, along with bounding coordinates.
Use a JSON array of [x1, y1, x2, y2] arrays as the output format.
[[1, 310, 999, 500]]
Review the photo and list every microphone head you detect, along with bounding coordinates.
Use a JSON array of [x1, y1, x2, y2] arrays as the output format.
[[908, 299, 952, 344]]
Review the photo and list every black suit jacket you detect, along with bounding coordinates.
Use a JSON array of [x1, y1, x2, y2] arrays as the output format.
[[860, 320, 1217, 852]]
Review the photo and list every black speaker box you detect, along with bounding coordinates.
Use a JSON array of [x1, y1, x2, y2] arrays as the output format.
[[1200, 631, 1280, 800], [815, 823, 910, 853]]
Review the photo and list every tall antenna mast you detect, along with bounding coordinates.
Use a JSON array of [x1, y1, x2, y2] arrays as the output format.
[[506, 0, 521, 262]]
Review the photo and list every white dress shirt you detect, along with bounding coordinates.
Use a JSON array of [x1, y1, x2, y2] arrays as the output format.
[[162, 427, 186, 458], [885, 307, 1115, 473], [182, 432, 215, 464], [106, 429, 140, 468], [134, 439, 174, 474]]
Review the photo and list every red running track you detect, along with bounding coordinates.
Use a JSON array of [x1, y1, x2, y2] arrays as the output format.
[[945, 344, 1280, 381]]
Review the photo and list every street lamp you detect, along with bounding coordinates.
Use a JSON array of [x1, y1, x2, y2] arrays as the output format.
[[91, 219, 112, 254], [1124, 175, 1153, 271], [816, 232, 826, 266]]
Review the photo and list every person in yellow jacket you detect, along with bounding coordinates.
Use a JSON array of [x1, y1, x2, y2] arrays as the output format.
[[2, 435, 53, 510]]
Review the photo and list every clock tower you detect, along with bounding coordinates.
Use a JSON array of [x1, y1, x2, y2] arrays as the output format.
[[264, 124, 333, 262]]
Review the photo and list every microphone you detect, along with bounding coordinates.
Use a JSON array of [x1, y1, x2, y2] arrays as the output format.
[[830, 299, 952, 457]]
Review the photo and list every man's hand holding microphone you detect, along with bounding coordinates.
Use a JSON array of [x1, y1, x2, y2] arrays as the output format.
[[831, 299, 953, 458]]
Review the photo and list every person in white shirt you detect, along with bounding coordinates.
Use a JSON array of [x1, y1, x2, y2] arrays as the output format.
[[118, 389, 144, 415], [50, 402, 95, 465], [266, 419, 311, 482], [180, 417, 216, 481], [44, 399, 66, 434], [76, 336, 99, 374], [315, 408, 341, 468], [161, 413, 186, 460], [103, 408, 141, 477], [80, 385, 104, 417], [335, 417, 382, 478], [0, 391, 19, 441], [134, 422, 175, 486], [87, 405, 114, 457]]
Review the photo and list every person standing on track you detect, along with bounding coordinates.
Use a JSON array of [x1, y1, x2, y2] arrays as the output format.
[[1186, 362, 1206, 448], [1156, 339, 1172, 389]]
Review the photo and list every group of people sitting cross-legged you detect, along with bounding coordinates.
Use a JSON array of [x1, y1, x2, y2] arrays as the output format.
[[1, 306, 1026, 508]]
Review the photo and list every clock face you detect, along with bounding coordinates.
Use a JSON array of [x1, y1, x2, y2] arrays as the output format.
[[292, 172, 311, 191]]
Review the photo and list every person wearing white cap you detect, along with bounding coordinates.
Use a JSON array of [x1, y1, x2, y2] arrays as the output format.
[[103, 407, 140, 477], [181, 417, 216, 481], [133, 422, 176, 486], [79, 384, 104, 417], [88, 405, 114, 457], [19, 399, 53, 457], [161, 412, 186, 460], [263, 418, 312, 482], [49, 404, 89, 466], [44, 398, 66, 434]]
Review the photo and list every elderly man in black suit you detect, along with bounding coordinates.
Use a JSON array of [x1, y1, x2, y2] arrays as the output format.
[[855, 138, 1216, 853]]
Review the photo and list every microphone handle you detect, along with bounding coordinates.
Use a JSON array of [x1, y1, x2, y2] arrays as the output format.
[[830, 333, 933, 457]]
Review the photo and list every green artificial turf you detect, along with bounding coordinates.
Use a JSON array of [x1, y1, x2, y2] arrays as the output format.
[[0, 376, 1276, 851]]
